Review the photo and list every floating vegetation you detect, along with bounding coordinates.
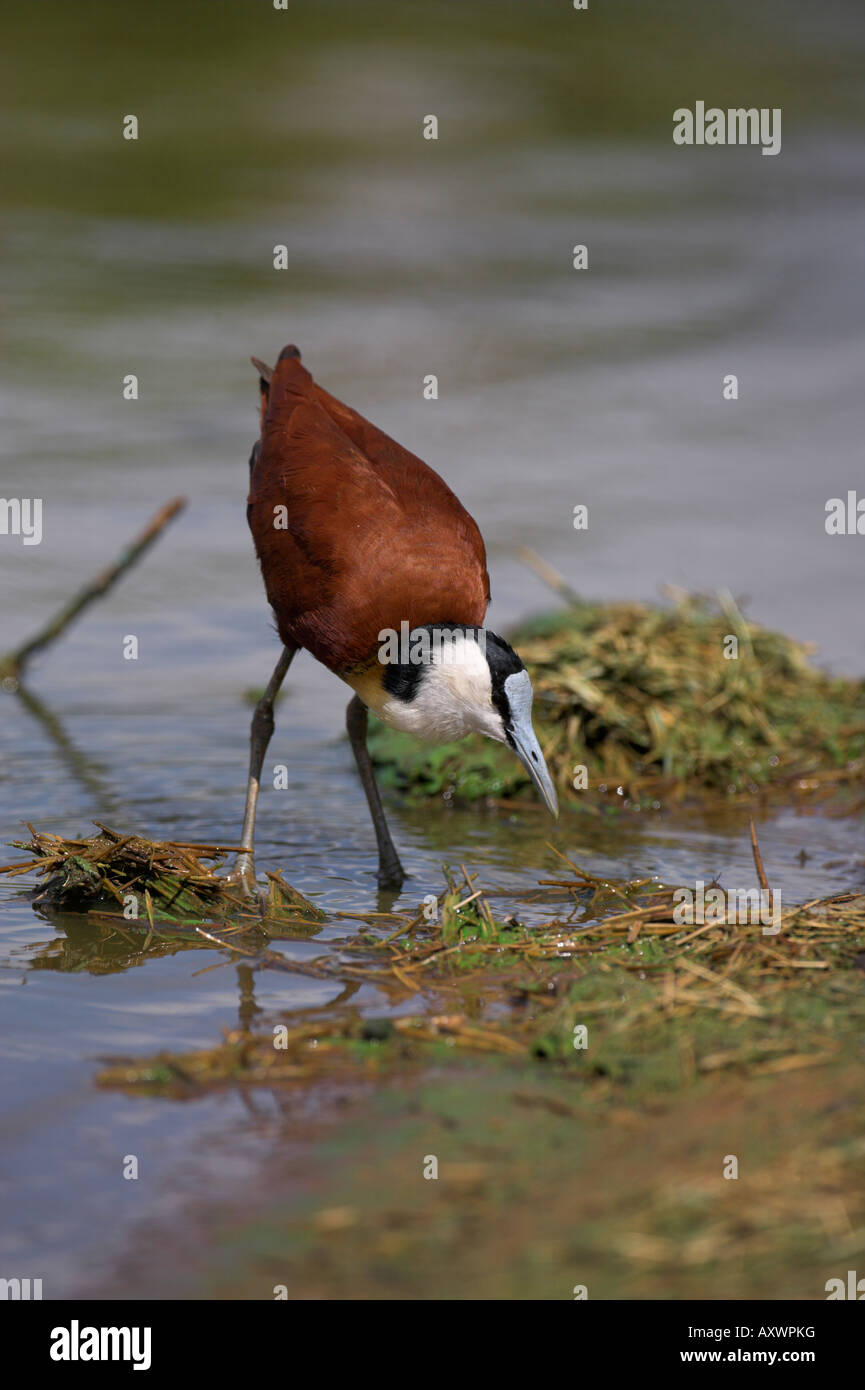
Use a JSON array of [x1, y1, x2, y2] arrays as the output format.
[[0, 823, 324, 931], [90, 832, 865, 1098], [6, 821, 863, 1114], [368, 593, 865, 808]]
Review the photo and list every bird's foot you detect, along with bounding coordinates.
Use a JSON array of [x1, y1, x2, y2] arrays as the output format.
[[224, 853, 260, 901]]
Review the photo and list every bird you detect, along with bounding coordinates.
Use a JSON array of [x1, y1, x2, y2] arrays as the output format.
[[228, 344, 557, 894]]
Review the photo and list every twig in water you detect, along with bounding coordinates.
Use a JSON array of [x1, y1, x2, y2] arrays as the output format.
[[0, 497, 186, 682]]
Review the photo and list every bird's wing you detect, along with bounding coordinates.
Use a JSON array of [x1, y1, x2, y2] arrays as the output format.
[[247, 349, 490, 673]]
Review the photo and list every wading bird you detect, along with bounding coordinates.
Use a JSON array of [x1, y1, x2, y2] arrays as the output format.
[[229, 345, 557, 893]]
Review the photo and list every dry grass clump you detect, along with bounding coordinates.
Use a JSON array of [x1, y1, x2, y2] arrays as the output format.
[[369, 594, 865, 806], [0, 822, 322, 927]]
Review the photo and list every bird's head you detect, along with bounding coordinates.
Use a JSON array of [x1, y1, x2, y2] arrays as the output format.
[[365, 625, 558, 816]]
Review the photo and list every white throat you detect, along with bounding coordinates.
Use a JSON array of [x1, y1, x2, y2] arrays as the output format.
[[379, 632, 507, 744]]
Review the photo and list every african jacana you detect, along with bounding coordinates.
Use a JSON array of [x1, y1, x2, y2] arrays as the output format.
[[229, 345, 557, 893]]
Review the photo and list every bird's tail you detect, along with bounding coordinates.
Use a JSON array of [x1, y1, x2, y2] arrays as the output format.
[[251, 344, 316, 434]]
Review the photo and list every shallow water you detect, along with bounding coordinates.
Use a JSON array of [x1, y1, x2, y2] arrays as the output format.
[[1, 0, 863, 1295]]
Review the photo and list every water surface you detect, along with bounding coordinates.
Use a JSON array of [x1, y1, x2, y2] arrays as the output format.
[[1, 0, 863, 1295]]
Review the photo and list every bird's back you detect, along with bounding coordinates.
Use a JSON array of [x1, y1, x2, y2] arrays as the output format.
[[247, 347, 490, 673]]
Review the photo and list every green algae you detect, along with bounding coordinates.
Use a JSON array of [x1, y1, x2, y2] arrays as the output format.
[[368, 595, 865, 808]]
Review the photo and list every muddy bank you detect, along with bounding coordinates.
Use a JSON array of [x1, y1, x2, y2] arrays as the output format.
[[73, 1055, 864, 1301]]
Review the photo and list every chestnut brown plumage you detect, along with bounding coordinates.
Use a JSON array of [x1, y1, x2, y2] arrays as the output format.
[[229, 346, 557, 896], [247, 346, 489, 673]]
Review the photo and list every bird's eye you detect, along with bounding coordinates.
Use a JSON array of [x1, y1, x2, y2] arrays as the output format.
[[532, 752, 538, 762]]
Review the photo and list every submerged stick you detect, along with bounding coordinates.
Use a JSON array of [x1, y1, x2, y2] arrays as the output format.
[[749, 816, 776, 929], [12, 682, 120, 816], [0, 496, 186, 682], [749, 818, 770, 893]]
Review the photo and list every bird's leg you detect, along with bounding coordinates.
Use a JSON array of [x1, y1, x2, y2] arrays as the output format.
[[346, 694, 405, 891], [227, 644, 297, 897]]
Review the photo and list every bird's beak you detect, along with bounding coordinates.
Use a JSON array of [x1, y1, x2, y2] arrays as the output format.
[[509, 717, 559, 817]]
